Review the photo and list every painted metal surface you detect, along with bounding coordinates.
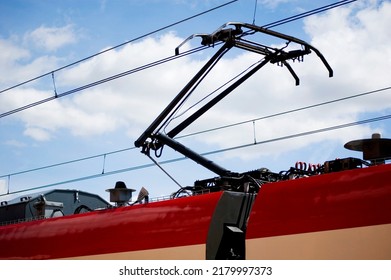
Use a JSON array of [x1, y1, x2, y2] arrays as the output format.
[[247, 164, 391, 238], [0, 192, 223, 259], [0, 164, 390, 259]]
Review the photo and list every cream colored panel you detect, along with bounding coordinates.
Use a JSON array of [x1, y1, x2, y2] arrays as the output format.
[[246, 224, 391, 259], [66, 244, 206, 260]]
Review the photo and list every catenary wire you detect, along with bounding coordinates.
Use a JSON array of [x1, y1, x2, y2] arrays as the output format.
[[3, 85, 389, 178], [0, 45, 209, 118], [179, 85, 391, 139], [0, 0, 238, 95], [2, 111, 390, 197], [262, 0, 357, 29], [1, 85, 390, 180], [252, 0, 258, 24], [0, 0, 357, 118]]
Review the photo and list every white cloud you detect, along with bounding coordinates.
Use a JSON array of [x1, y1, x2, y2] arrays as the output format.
[[0, 37, 59, 86], [0, 37, 30, 65], [259, 0, 293, 9], [24, 24, 77, 52], [304, 0, 391, 91], [1, 87, 122, 141], [4, 140, 27, 148], [24, 127, 52, 141]]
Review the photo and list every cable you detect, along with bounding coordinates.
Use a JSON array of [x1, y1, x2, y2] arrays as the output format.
[[2, 85, 390, 179], [0, 0, 357, 118], [1, 157, 188, 197], [146, 153, 184, 190], [252, 0, 258, 25], [201, 114, 391, 157], [262, 0, 357, 29], [0, 45, 208, 118], [2, 111, 390, 197], [0, 0, 238, 94], [179, 86, 391, 139], [1, 147, 136, 178]]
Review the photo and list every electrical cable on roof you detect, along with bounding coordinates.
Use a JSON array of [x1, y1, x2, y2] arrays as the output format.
[[146, 153, 184, 190]]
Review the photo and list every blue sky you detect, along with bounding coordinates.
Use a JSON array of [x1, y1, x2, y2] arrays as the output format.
[[1, 0, 391, 202]]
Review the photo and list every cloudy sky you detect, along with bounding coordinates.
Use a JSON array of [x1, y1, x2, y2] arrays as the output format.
[[0, 0, 390, 202]]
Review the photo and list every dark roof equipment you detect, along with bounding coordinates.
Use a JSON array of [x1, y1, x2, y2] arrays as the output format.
[[0, 189, 109, 225]]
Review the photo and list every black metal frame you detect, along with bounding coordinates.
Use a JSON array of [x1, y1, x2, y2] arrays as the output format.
[[135, 22, 333, 177]]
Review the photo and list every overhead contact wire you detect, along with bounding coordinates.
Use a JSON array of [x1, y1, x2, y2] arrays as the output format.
[[2, 111, 390, 197], [0, 0, 357, 118], [0, 0, 238, 94], [0, 45, 208, 118], [2, 85, 390, 179]]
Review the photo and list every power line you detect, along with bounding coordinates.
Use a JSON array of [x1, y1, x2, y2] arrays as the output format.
[[179, 85, 391, 139], [0, 0, 357, 119], [0, 45, 208, 118], [2, 110, 390, 197], [1, 85, 390, 184], [262, 0, 357, 29], [202, 114, 391, 157], [1, 147, 136, 178], [0, 0, 238, 95], [252, 0, 258, 24]]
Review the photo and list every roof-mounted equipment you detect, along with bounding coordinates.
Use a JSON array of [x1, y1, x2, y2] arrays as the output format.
[[345, 133, 391, 165], [135, 22, 333, 179]]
